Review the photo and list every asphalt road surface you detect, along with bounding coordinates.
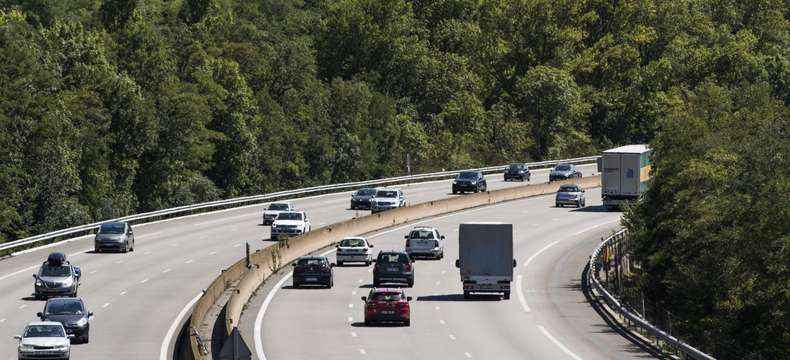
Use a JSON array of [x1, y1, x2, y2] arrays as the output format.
[[0, 164, 596, 359], [246, 187, 656, 360]]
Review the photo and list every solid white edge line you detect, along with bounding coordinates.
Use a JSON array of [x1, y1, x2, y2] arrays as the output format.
[[516, 274, 531, 313], [537, 325, 584, 360], [523, 241, 560, 269], [572, 219, 620, 236], [160, 291, 203, 360]]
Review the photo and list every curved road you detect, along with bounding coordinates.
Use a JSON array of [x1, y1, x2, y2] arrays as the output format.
[[245, 188, 654, 360], [0, 165, 595, 359]]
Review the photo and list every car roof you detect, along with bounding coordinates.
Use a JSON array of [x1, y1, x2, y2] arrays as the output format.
[[297, 255, 327, 260], [603, 144, 650, 154], [27, 321, 64, 327], [371, 287, 404, 293]]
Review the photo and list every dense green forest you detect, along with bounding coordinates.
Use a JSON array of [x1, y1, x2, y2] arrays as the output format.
[[0, 0, 787, 357]]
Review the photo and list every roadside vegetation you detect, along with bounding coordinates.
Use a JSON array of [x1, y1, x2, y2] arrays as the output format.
[[0, 7, 787, 355]]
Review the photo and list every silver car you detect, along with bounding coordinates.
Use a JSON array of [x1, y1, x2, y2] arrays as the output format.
[[33, 253, 81, 299], [404, 226, 445, 259], [369, 189, 406, 213], [15, 321, 71, 360], [336, 237, 374, 266], [555, 184, 586, 208], [94, 221, 135, 253]]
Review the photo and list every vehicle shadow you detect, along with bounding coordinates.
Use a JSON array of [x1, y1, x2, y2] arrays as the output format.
[[416, 294, 501, 302], [280, 285, 329, 290], [20, 296, 41, 301], [337, 263, 370, 267], [350, 322, 405, 328], [571, 206, 618, 213]]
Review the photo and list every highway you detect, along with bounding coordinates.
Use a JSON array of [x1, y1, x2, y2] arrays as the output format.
[[244, 188, 654, 360], [0, 164, 596, 359]]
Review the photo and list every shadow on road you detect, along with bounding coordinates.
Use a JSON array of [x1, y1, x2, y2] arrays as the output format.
[[20, 296, 41, 301], [571, 205, 619, 213], [350, 321, 407, 328], [416, 294, 501, 302]]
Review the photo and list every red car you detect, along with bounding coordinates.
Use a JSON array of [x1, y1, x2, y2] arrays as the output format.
[[361, 287, 412, 326]]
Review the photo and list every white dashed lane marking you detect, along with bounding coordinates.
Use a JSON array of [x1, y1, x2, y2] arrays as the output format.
[[102, 303, 110, 308], [448, 334, 457, 341], [464, 352, 472, 358], [18, 305, 26, 309], [141, 278, 149, 283], [347, 317, 353, 322], [0, 318, 5, 323], [351, 290, 357, 295], [119, 291, 127, 296], [439, 319, 446, 325], [359, 349, 367, 355], [208, 251, 217, 256], [233, 243, 242, 248], [90, 270, 97, 274], [184, 259, 193, 264], [434, 306, 441, 311], [163, 269, 172, 273], [348, 303, 354, 309], [350, 331, 357, 337]]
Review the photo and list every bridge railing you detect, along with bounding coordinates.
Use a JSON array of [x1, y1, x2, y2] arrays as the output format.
[[588, 229, 716, 360]]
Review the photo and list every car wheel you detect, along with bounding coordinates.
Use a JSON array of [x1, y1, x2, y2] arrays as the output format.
[[337, 261, 343, 266], [327, 279, 333, 288], [364, 319, 371, 326], [130, 241, 134, 251], [82, 334, 89, 344], [463, 291, 470, 299], [473, 187, 479, 193], [577, 201, 582, 208], [556, 203, 560, 207], [123, 242, 129, 253], [407, 279, 414, 288], [452, 189, 457, 194], [94, 248, 100, 253], [503, 291, 511, 300], [365, 260, 371, 266], [404, 319, 410, 326], [292, 282, 300, 288]]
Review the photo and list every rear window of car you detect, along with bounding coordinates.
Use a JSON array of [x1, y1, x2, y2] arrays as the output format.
[[559, 186, 580, 192], [376, 190, 398, 198], [277, 212, 303, 220], [297, 258, 324, 266], [340, 238, 366, 247], [378, 253, 408, 263], [371, 292, 403, 301], [409, 230, 435, 239], [99, 223, 125, 234], [268, 203, 290, 210]]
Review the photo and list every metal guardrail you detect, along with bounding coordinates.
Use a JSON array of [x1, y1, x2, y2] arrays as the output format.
[[588, 229, 716, 360], [0, 155, 599, 254]]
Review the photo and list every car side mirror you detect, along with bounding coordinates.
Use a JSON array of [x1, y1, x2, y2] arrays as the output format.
[[404, 235, 408, 239], [88, 312, 94, 318], [68, 334, 75, 339], [513, 259, 517, 268], [291, 263, 297, 267], [440, 235, 445, 239], [32, 274, 37, 279], [361, 296, 367, 302], [330, 263, 336, 267], [36, 312, 43, 318], [369, 244, 374, 248], [370, 259, 376, 263], [455, 259, 460, 268], [406, 296, 413, 301], [74, 267, 81, 278], [14, 335, 21, 340], [335, 244, 339, 248]]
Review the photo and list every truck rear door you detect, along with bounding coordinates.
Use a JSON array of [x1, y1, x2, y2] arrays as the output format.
[[620, 153, 640, 195], [602, 153, 621, 194]]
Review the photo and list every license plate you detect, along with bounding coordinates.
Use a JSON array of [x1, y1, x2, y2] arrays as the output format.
[[381, 310, 394, 314], [306, 277, 317, 281], [387, 267, 398, 272]]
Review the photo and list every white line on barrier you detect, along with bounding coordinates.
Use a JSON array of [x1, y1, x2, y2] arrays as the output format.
[[537, 325, 584, 360], [160, 291, 202, 360]]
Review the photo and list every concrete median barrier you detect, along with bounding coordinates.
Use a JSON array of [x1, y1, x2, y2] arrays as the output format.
[[190, 176, 600, 359]]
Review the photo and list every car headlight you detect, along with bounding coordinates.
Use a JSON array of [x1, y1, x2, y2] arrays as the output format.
[[35, 280, 43, 286], [54, 344, 69, 351], [75, 317, 88, 326], [19, 344, 34, 351], [453, 180, 457, 184], [470, 181, 477, 185]]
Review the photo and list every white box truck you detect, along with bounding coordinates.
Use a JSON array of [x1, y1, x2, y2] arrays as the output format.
[[455, 223, 516, 300], [597, 144, 652, 210]]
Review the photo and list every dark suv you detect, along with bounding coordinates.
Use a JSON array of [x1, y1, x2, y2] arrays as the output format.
[[373, 251, 414, 287], [452, 171, 487, 194], [504, 163, 531, 181], [292, 256, 334, 288], [38, 297, 92, 343]]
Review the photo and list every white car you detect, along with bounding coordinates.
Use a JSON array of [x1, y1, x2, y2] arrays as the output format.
[[15, 321, 71, 360], [335, 237, 374, 266], [404, 226, 445, 259], [270, 211, 311, 241], [262, 202, 295, 225], [369, 188, 406, 213]]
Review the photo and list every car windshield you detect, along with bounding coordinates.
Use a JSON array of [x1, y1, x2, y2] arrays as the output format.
[[370, 292, 403, 301], [277, 212, 303, 221], [297, 258, 324, 266], [379, 253, 408, 263], [559, 186, 580, 192], [508, 164, 523, 170], [409, 230, 435, 239], [340, 238, 366, 247], [24, 325, 65, 338], [99, 223, 125, 234], [45, 301, 84, 315], [355, 189, 376, 196], [555, 164, 571, 171], [41, 264, 71, 277], [376, 190, 398, 198], [458, 172, 477, 179], [268, 203, 290, 211]]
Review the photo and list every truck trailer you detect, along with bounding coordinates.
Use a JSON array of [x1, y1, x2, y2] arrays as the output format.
[[455, 223, 516, 299], [597, 144, 652, 210]]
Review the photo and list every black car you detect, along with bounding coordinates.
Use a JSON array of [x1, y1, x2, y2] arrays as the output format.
[[38, 297, 92, 343], [452, 171, 487, 194], [350, 188, 377, 210], [373, 251, 414, 287], [549, 163, 582, 181], [292, 256, 334, 288], [504, 163, 531, 181]]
